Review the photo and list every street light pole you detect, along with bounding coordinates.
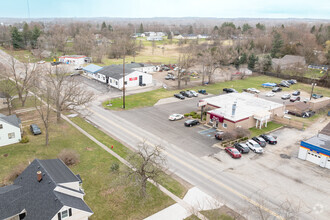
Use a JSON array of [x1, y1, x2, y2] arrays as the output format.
[[122, 45, 126, 109]]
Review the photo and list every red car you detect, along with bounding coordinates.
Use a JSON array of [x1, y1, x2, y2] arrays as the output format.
[[225, 147, 242, 159]]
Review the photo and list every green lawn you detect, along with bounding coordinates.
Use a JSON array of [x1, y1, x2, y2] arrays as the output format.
[[281, 69, 325, 79], [97, 55, 178, 66], [249, 122, 283, 137], [0, 46, 39, 63], [0, 113, 187, 220], [103, 75, 330, 110]]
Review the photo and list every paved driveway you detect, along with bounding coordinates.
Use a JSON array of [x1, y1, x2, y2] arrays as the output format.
[[115, 96, 220, 157]]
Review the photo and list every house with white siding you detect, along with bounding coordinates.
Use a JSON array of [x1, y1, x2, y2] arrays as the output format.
[[0, 114, 22, 147]]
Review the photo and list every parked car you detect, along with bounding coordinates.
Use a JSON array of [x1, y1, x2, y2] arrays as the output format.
[[37, 60, 45, 64], [74, 66, 83, 70], [260, 134, 277, 145], [223, 88, 238, 93], [272, 87, 282, 92], [233, 143, 250, 154], [169, 114, 184, 121], [174, 94, 185, 100], [302, 111, 316, 118], [281, 94, 291, 100], [51, 61, 61, 66], [180, 91, 193, 98], [287, 79, 297, 84], [246, 140, 264, 154], [292, 90, 300, 96], [165, 74, 175, 80], [247, 88, 260, 94], [198, 89, 207, 94], [185, 90, 194, 97], [266, 92, 275, 97], [184, 119, 200, 127], [312, 94, 323, 99], [30, 124, 41, 135], [279, 81, 290, 87], [290, 96, 300, 102], [215, 131, 224, 140], [252, 137, 267, 147], [189, 90, 198, 97], [225, 147, 242, 159]]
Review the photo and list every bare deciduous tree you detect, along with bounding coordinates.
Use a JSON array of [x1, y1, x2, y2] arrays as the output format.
[[177, 53, 195, 89], [0, 76, 15, 115], [73, 28, 95, 56], [127, 141, 167, 197]]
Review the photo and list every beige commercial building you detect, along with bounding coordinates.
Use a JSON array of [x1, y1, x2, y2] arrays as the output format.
[[201, 93, 284, 131]]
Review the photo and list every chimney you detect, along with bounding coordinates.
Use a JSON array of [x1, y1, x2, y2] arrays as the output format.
[[37, 171, 42, 182], [232, 101, 237, 117]]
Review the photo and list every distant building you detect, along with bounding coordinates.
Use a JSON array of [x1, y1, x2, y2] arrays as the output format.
[[58, 55, 87, 65], [272, 55, 306, 70], [147, 36, 163, 41], [0, 114, 22, 147], [298, 123, 330, 169], [0, 159, 93, 220]]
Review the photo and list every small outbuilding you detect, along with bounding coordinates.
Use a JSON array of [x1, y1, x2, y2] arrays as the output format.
[[82, 64, 103, 79]]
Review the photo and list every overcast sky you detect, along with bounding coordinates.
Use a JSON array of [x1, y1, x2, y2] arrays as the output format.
[[0, 0, 329, 19]]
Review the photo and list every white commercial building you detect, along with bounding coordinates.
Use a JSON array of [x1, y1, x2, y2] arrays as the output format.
[[59, 55, 87, 65]]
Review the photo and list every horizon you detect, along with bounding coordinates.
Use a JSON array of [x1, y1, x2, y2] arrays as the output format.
[[0, 0, 329, 20]]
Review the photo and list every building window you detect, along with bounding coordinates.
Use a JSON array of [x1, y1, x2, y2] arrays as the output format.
[[62, 210, 68, 218], [124, 81, 127, 85], [8, 132, 15, 139], [0, 124, 3, 129], [115, 81, 118, 85], [110, 79, 112, 83], [223, 123, 227, 128], [58, 208, 72, 220]]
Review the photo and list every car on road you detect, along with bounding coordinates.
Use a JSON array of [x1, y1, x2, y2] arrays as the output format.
[[223, 88, 238, 93], [247, 88, 260, 94], [281, 94, 291, 100], [272, 87, 282, 92], [180, 91, 193, 98], [215, 131, 225, 140], [266, 92, 275, 97], [290, 96, 300, 102], [198, 89, 207, 94], [260, 134, 277, 144], [174, 93, 185, 100], [30, 124, 41, 135], [225, 147, 242, 159], [292, 90, 300, 96], [169, 114, 184, 121], [252, 136, 266, 147], [246, 140, 264, 154], [233, 143, 250, 153], [184, 119, 200, 127], [312, 94, 323, 99], [189, 90, 198, 97]]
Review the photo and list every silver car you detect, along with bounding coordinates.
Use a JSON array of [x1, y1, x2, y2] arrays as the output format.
[[246, 140, 264, 154]]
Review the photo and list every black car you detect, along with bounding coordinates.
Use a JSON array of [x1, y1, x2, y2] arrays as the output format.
[[233, 143, 250, 154], [174, 93, 185, 100], [223, 88, 238, 93], [252, 136, 267, 147], [215, 131, 224, 140], [180, 91, 193, 98], [292, 90, 300, 96], [198, 89, 207, 94], [30, 124, 41, 135], [272, 87, 282, 92], [260, 134, 277, 145], [184, 119, 200, 127], [279, 82, 290, 87], [51, 61, 61, 66]]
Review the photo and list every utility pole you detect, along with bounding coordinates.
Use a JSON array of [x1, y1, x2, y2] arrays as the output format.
[[122, 44, 126, 109], [310, 79, 316, 101]]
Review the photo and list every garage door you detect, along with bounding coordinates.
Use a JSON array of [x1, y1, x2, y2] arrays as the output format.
[[306, 151, 321, 165]]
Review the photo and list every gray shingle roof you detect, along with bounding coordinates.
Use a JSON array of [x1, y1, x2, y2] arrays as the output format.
[[0, 114, 21, 128], [0, 159, 93, 220], [82, 64, 103, 73], [96, 64, 135, 80]]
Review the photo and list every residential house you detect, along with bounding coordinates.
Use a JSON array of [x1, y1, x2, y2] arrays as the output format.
[[147, 36, 163, 41], [0, 114, 22, 147], [0, 159, 93, 220], [95, 63, 153, 89]]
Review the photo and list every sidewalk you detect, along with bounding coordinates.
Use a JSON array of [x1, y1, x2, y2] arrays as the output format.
[[145, 187, 222, 220]]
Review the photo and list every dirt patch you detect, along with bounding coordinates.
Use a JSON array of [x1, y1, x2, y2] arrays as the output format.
[[280, 154, 291, 159], [201, 205, 246, 220]]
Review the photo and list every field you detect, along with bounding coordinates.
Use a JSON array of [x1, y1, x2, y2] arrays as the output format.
[[0, 110, 187, 220], [103, 75, 330, 110]]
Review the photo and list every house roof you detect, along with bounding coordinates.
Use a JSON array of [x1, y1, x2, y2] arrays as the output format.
[[204, 93, 283, 122], [82, 64, 103, 73], [0, 114, 21, 128], [96, 64, 135, 80], [0, 159, 93, 220], [320, 122, 330, 136]]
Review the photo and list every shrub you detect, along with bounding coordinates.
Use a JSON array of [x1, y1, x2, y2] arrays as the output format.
[[184, 113, 190, 117], [192, 115, 198, 119], [20, 136, 29, 143], [222, 132, 235, 141], [234, 127, 250, 138], [4, 163, 26, 184], [110, 163, 119, 172], [190, 111, 197, 116], [58, 149, 80, 166]]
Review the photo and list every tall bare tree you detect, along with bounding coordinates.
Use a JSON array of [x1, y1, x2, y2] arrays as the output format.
[[177, 53, 195, 89], [73, 28, 95, 56], [127, 142, 167, 197], [0, 77, 15, 115]]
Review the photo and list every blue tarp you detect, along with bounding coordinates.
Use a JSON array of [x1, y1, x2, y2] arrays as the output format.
[[262, 83, 277, 87], [82, 64, 103, 73]]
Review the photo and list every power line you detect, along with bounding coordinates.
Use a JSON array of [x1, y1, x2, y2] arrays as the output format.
[[26, 0, 30, 18]]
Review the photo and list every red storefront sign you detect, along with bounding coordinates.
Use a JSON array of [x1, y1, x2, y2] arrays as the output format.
[[209, 112, 224, 123], [129, 77, 138, 81]]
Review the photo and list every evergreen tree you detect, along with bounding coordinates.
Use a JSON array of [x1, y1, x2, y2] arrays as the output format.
[[249, 40, 255, 50], [108, 24, 113, 32], [256, 23, 265, 31], [242, 23, 252, 32], [262, 55, 272, 71], [310, 25, 316, 33], [22, 23, 31, 48], [213, 26, 219, 32], [221, 22, 236, 29], [167, 32, 172, 39], [139, 23, 144, 33], [239, 53, 247, 64], [248, 54, 258, 70], [101, 21, 107, 30], [188, 25, 193, 34], [31, 26, 41, 49], [270, 32, 283, 58], [11, 27, 23, 49]]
